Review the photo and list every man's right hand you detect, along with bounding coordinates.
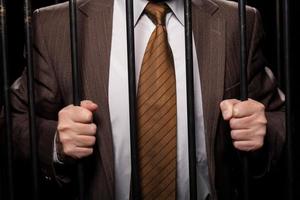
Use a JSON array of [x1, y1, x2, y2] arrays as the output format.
[[57, 100, 98, 160]]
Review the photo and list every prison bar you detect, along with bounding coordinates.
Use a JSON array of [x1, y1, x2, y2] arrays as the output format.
[[184, 0, 197, 199], [125, 0, 140, 199], [282, 0, 293, 199], [68, 0, 84, 199], [0, 0, 14, 199], [238, 0, 249, 200], [276, 0, 282, 85], [24, 0, 39, 199], [0, 0, 295, 199]]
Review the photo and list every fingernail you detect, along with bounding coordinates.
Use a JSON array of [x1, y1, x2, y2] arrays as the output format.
[[233, 107, 239, 116]]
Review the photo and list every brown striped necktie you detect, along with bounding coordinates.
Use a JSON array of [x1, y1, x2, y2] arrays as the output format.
[[137, 2, 177, 199]]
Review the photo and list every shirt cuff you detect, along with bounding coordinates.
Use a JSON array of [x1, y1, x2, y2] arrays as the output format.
[[53, 131, 64, 164]]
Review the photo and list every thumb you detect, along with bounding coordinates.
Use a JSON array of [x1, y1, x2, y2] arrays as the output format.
[[219, 99, 240, 120], [80, 100, 98, 112]]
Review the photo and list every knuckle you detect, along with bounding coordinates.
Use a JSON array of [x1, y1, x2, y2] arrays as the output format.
[[83, 111, 93, 121], [58, 109, 67, 119], [253, 101, 265, 112], [220, 99, 232, 109], [258, 102, 265, 111], [57, 124, 63, 132], [256, 116, 267, 126], [59, 105, 73, 116], [260, 116, 267, 125], [221, 99, 228, 104], [90, 123, 97, 133], [58, 107, 75, 120], [80, 100, 87, 106], [63, 146, 73, 156], [57, 123, 69, 133], [59, 134, 71, 144], [220, 101, 226, 109]]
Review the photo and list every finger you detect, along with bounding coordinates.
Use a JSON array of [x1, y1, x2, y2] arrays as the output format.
[[233, 140, 264, 152], [57, 123, 97, 149], [59, 105, 94, 123], [72, 107, 94, 123], [220, 99, 241, 120], [232, 99, 265, 118], [232, 141, 253, 151], [230, 129, 251, 141], [74, 123, 97, 135], [58, 130, 74, 146], [229, 115, 254, 130], [81, 100, 98, 112], [75, 135, 96, 147], [229, 104, 267, 134]]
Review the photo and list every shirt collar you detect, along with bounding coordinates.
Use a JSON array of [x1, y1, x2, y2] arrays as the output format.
[[134, 0, 184, 26], [166, 0, 184, 25]]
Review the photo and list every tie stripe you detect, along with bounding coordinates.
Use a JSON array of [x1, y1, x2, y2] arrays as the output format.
[[139, 98, 176, 137], [137, 3, 177, 199], [138, 74, 175, 110], [138, 96, 176, 133], [140, 53, 169, 83]]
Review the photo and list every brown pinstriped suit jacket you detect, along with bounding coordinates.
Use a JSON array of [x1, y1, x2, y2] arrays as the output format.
[[6, 0, 285, 199]]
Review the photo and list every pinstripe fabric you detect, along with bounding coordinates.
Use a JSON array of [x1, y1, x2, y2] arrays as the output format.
[[7, 0, 286, 199], [137, 3, 177, 199]]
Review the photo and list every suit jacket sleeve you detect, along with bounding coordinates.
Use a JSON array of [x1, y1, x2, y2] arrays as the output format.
[[246, 8, 285, 177], [9, 9, 69, 185]]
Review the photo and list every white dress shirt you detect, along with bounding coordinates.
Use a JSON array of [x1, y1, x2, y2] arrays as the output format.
[[108, 0, 210, 199]]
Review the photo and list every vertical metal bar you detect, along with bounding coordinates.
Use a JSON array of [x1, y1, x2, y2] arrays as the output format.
[[68, 1, 84, 199], [184, 0, 197, 199], [238, 1, 249, 200], [125, 0, 140, 199], [24, 0, 39, 199], [282, 0, 293, 199], [0, 1, 14, 199], [276, 0, 282, 85]]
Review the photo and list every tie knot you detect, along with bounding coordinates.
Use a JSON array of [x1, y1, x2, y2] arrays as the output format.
[[144, 2, 170, 26]]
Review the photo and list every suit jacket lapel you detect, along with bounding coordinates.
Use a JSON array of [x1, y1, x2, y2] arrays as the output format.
[[192, 0, 225, 195], [79, 0, 115, 198]]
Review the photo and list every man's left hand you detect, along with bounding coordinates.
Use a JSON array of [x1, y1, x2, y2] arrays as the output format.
[[220, 99, 267, 152]]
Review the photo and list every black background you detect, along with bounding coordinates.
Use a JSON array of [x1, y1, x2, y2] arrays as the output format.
[[1, 0, 299, 199]]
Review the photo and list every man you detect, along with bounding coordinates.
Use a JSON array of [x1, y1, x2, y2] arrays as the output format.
[[8, 0, 285, 199]]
